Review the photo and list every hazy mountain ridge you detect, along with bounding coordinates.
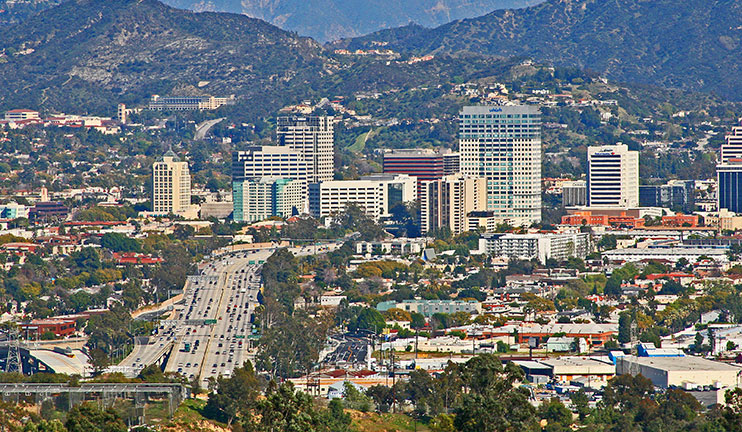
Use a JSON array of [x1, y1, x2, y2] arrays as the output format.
[[155, 0, 544, 41], [0, 0, 330, 114], [333, 0, 742, 99]]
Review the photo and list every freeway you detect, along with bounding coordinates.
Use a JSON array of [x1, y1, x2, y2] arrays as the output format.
[[194, 117, 225, 140], [123, 248, 273, 385], [120, 241, 343, 384]]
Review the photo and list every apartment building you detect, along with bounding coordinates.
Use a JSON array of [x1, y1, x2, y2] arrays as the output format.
[[479, 232, 591, 264]]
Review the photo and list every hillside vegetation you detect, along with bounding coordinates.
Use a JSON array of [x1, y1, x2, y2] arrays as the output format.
[[333, 0, 742, 99]]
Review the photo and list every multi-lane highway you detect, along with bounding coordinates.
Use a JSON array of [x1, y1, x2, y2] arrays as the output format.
[[124, 248, 273, 385], [121, 241, 344, 384]]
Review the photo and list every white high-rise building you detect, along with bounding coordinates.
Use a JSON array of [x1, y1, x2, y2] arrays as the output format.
[[308, 174, 416, 220], [152, 149, 191, 215], [459, 105, 542, 225], [587, 144, 639, 208], [420, 174, 487, 235], [232, 146, 310, 222], [278, 116, 334, 183], [721, 125, 742, 163], [232, 146, 310, 182]]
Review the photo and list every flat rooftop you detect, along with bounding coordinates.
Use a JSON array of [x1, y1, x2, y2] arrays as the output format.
[[620, 355, 742, 372]]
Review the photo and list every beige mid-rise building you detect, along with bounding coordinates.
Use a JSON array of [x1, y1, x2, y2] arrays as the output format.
[[420, 174, 487, 235], [152, 150, 192, 215]]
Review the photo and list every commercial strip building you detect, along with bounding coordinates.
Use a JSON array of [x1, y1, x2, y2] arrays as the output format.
[[448, 323, 617, 348], [561, 207, 666, 227], [459, 105, 542, 225], [148, 95, 235, 110], [232, 178, 306, 222], [717, 159, 742, 214], [616, 355, 742, 389], [277, 116, 335, 183], [19, 319, 77, 338], [587, 144, 639, 208], [603, 246, 729, 264], [151, 150, 194, 217], [479, 232, 590, 264], [309, 174, 416, 220], [420, 174, 487, 235], [377, 299, 482, 318]]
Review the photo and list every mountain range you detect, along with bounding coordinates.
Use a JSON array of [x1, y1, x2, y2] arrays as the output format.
[[334, 0, 742, 99], [160, 0, 543, 42], [2, 0, 742, 117], [0, 0, 330, 114]]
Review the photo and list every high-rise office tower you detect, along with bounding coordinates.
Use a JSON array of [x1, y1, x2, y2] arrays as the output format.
[[722, 125, 742, 163], [232, 146, 309, 182], [233, 177, 306, 222], [459, 105, 542, 225], [383, 149, 460, 196], [152, 149, 191, 215], [718, 159, 742, 214], [587, 144, 639, 208], [420, 174, 488, 235], [231, 146, 310, 222], [277, 116, 334, 183]]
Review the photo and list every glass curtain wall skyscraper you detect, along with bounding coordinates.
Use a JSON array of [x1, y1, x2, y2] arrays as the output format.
[[459, 105, 542, 225]]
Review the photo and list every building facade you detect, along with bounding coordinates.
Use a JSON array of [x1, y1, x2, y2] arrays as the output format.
[[233, 178, 306, 222], [459, 105, 542, 225], [717, 159, 742, 214], [148, 95, 235, 110], [308, 174, 416, 220], [4, 109, 40, 121], [152, 150, 192, 215], [721, 125, 742, 163], [479, 232, 590, 264], [420, 174, 487, 235], [562, 180, 587, 207], [277, 116, 334, 183], [639, 180, 694, 212], [587, 144, 639, 208], [232, 146, 309, 182]]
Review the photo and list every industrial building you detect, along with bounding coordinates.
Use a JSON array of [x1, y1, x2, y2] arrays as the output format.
[[616, 355, 742, 389]]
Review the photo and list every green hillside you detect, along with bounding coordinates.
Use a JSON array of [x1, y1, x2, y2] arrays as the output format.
[[333, 0, 742, 99]]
